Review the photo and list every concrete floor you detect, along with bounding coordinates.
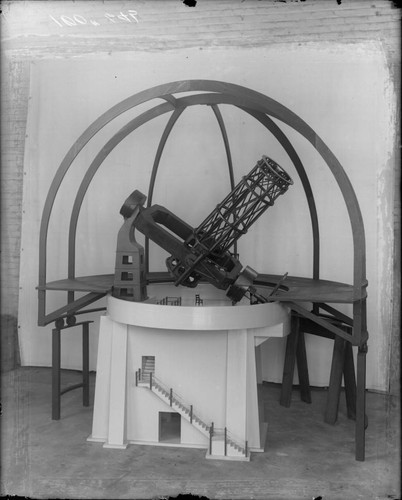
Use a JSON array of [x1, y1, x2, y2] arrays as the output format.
[[1, 367, 400, 500]]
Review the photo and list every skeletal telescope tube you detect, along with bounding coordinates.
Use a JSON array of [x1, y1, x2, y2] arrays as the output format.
[[190, 155, 293, 256]]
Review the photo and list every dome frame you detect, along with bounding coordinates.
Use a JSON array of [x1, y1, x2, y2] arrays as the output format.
[[38, 80, 366, 328]]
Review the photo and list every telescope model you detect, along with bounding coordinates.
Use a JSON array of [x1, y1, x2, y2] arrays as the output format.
[[113, 155, 293, 305]]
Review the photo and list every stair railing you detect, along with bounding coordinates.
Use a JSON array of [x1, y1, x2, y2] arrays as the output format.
[[135, 368, 248, 456], [210, 427, 248, 457], [227, 428, 248, 457], [209, 422, 214, 454], [135, 368, 212, 433], [156, 296, 182, 306]]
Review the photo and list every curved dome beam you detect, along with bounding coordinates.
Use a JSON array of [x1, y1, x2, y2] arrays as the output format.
[[147, 108, 186, 208], [210, 104, 235, 190], [240, 107, 320, 280], [144, 103, 237, 274], [210, 104, 237, 256], [145, 103, 235, 209], [145, 106, 186, 274], [67, 100, 176, 279], [218, 82, 365, 289]]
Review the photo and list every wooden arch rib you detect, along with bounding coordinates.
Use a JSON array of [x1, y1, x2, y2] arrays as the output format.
[[240, 108, 320, 280], [144, 103, 237, 274], [145, 105, 235, 208], [210, 104, 237, 256], [39, 80, 366, 318], [145, 106, 185, 274], [147, 107, 185, 208], [210, 104, 235, 191]]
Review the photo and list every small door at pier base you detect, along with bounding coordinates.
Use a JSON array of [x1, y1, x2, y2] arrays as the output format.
[[159, 412, 181, 443]]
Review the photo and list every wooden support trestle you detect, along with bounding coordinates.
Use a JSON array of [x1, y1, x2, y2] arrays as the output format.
[[52, 319, 92, 420], [280, 310, 367, 460]]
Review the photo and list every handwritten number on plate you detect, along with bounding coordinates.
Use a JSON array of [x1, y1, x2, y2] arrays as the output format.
[[128, 10, 139, 22], [50, 11, 139, 27], [117, 12, 131, 22], [49, 15, 63, 27], [60, 15, 76, 26], [105, 13, 116, 23], [73, 15, 87, 25]]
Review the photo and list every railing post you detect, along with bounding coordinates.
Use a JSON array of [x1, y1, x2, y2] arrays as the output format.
[[245, 440, 248, 457], [224, 427, 227, 456], [135, 370, 138, 386], [82, 322, 89, 407], [190, 405, 193, 423], [169, 388, 173, 406], [209, 423, 214, 455], [139, 368, 141, 382], [52, 327, 61, 420], [150, 371, 152, 389]]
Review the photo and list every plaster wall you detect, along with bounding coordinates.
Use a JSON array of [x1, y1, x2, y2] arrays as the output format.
[[127, 326, 228, 434], [126, 375, 208, 447], [18, 43, 395, 391]]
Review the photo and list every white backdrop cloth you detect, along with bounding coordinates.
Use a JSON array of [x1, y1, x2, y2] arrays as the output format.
[[19, 44, 395, 391]]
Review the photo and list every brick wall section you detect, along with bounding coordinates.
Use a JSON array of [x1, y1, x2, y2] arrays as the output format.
[[1, 59, 30, 370], [1, 0, 400, 373], [390, 57, 401, 398], [1, 60, 30, 313]]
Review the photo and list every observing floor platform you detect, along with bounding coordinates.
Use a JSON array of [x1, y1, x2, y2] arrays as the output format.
[[38, 272, 365, 303], [1, 367, 399, 499]]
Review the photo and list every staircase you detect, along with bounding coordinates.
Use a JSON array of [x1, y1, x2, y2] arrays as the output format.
[[136, 369, 249, 461], [141, 357, 155, 382], [209, 429, 248, 460]]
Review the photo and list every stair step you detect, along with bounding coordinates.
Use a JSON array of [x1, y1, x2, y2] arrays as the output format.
[[209, 439, 247, 458]]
